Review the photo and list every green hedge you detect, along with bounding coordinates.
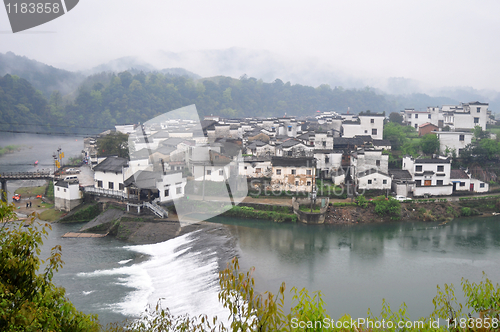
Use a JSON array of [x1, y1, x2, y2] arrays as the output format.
[[223, 206, 297, 223]]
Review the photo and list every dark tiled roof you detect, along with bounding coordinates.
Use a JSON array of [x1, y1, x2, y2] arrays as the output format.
[[271, 157, 315, 167], [373, 139, 391, 146], [357, 168, 390, 178], [414, 158, 451, 164], [334, 136, 373, 147], [55, 180, 70, 188], [450, 169, 469, 179], [160, 137, 188, 147], [466, 101, 488, 105], [389, 169, 412, 180], [247, 140, 269, 149], [130, 148, 151, 160], [280, 139, 304, 148], [93, 156, 128, 173], [124, 170, 162, 189], [342, 120, 360, 124], [358, 112, 385, 117], [153, 145, 176, 155], [243, 156, 272, 162]]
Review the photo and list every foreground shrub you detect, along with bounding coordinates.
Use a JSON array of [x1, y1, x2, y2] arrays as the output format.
[[0, 200, 100, 332]]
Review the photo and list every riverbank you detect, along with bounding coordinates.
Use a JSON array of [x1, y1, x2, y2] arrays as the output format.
[[10, 181, 500, 244]]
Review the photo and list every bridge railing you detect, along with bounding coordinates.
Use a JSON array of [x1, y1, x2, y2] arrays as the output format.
[[82, 186, 137, 200], [0, 171, 52, 178]]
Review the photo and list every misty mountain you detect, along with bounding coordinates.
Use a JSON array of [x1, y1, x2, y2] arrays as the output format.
[[149, 48, 363, 89], [0, 52, 85, 98], [85, 56, 200, 79], [144, 48, 500, 113], [85, 56, 157, 75]]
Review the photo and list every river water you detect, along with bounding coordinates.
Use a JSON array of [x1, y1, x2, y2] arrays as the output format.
[[2, 134, 500, 326]]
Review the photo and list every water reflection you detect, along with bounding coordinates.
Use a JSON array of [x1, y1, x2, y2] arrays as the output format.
[[210, 216, 500, 320]]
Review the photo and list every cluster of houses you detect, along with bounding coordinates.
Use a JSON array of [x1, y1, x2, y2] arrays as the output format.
[[403, 101, 495, 156], [53, 102, 492, 211]]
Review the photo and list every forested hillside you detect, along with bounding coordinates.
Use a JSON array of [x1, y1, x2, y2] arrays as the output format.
[[1, 71, 399, 135], [0, 74, 54, 132], [0, 52, 85, 98]]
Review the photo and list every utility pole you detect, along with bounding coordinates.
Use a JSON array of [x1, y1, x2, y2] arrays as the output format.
[[310, 159, 316, 212]]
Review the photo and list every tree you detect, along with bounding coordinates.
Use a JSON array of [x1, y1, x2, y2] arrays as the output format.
[[383, 122, 408, 150], [388, 112, 403, 124], [96, 132, 129, 159], [421, 133, 440, 155], [473, 125, 489, 140], [0, 200, 100, 331]]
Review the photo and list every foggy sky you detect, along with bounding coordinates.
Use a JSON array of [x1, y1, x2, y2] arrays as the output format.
[[1, 0, 500, 91]]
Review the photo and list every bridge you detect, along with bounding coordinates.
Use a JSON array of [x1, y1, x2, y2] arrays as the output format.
[[0, 171, 53, 202]]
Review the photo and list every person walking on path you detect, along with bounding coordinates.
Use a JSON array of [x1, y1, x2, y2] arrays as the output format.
[[29, 201, 32, 208]]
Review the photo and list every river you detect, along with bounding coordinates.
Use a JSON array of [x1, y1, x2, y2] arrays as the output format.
[[2, 133, 500, 326], [38, 216, 500, 327]]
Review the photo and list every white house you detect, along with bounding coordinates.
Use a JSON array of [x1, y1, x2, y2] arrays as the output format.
[[351, 148, 389, 175], [157, 171, 187, 203], [54, 179, 82, 211], [191, 150, 233, 182], [240, 157, 272, 178], [93, 156, 128, 194], [450, 169, 489, 193], [402, 156, 453, 197], [403, 110, 433, 130], [271, 157, 315, 192], [342, 112, 384, 139], [246, 140, 275, 156], [356, 169, 391, 191], [275, 139, 313, 157], [434, 131, 472, 156], [124, 169, 186, 203], [314, 150, 343, 179]]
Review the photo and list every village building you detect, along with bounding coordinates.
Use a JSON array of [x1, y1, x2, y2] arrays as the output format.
[[450, 169, 489, 193], [356, 168, 391, 191], [402, 156, 453, 197], [54, 178, 82, 211], [418, 123, 438, 136], [271, 157, 315, 193], [93, 156, 128, 196], [314, 149, 343, 179], [389, 169, 414, 197], [434, 131, 473, 156]]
